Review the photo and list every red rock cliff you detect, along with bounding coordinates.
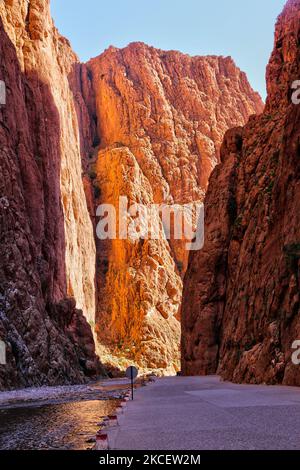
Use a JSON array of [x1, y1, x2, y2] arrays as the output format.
[[182, 0, 300, 385], [84, 44, 263, 374], [0, 0, 100, 389], [0, 0, 266, 383]]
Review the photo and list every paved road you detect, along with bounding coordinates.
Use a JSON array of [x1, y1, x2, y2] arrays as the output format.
[[109, 376, 300, 450]]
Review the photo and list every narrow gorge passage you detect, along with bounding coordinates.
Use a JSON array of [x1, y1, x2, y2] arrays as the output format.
[[0, 0, 263, 386]]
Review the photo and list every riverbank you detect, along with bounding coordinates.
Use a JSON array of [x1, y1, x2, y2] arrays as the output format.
[[0, 378, 137, 450], [107, 376, 300, 450]]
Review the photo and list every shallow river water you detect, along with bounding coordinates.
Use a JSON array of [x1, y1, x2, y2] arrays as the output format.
[[0, 398, 118, 450]]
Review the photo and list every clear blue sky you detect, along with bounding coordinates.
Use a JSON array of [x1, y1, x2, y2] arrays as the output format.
[[51, 0, 287, 100]]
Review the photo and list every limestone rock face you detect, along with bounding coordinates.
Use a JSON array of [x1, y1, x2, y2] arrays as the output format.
[[0, 0, 99, 389], [182, 0, 300, 385], [85, 43, 263, 373]]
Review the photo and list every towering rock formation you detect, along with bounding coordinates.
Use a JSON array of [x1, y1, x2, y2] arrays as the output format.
[[85, 44, 263, 373], [0, 0, 265, 385], [182, 0, 300, 385], [0, 0, 99, 389]]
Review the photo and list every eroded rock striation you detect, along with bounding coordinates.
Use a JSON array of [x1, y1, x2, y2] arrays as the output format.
[[182, 0, 300, 385], [84, 44, 263, 373], [0, 0, 100, 389]]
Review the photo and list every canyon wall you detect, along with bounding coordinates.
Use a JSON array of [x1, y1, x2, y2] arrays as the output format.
[[0, 0, 268, 383], [0, 0, 99, 389], [84, 44, 263, 373], [182, 0, 300, 385]]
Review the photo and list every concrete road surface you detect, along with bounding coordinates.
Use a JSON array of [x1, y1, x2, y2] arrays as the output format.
[[109, 376, 300, 450]]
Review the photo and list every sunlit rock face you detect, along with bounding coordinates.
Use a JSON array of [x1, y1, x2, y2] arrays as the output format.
[[84, 43, 263, 374], [0, 0, 99, 389], [182, 0, 300, 385]]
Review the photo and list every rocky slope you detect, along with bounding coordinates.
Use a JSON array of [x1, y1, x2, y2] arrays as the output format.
[[0, 0, 100, 389], [84, 44, 263, 373], [182, 0, 300, 385]]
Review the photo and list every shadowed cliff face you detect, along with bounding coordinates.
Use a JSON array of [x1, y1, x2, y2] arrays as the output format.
[[0, 0, 100, 389], [182, 0, 300, 385], [83, 43, 263, 374]]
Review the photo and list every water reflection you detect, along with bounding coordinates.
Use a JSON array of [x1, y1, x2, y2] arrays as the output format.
[[0, 399, 118, 450]]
